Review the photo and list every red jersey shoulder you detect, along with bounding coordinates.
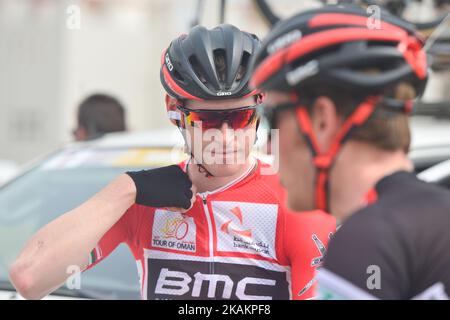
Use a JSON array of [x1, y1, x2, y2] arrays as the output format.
[[123, 203, 155, 219], [286, 210, 336, 232], [284, 210, 336, 255]]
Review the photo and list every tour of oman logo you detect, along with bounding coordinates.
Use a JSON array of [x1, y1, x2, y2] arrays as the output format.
[[152, 210, 196, 253], [161, 216, 189, 241]]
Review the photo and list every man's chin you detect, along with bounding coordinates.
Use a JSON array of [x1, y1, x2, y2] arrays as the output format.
[[202, 163, 244, 178]]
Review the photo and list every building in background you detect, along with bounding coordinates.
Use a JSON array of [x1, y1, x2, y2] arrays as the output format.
[[0, 0, 445, 165]]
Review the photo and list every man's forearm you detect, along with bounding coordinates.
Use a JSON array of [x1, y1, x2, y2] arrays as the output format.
[[8, 174, 136, 299]]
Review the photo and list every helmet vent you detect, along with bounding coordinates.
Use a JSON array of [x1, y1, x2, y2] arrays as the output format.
[[172, 69, 185, 83], [189, 55, 208, 84], [236, 52, 250, 82], [213, 49, 227, 83]]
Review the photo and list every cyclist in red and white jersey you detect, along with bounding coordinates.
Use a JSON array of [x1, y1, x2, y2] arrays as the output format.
[[9, 24, 335, 300]]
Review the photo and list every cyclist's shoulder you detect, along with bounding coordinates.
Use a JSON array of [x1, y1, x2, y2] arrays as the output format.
[[374, 171, 450, 211], [252, 158, 285, 190], [285, 210, 336, 230], [327, 199, 401, 258], [329, 207, 387, 250], [327, 171, 450, 246], [359, 171, 450, 234], [283, 210, 336, 251], [122, 203, 157, 222]]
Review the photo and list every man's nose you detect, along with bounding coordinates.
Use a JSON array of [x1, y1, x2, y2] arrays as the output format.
[[220, 121, 230, 132], [219, 122, 235, 143]]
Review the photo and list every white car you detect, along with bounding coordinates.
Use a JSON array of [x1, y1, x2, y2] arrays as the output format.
[[409, 115, 450, 173], [0, 129, 188, 300], [0, 160, 19, 187]]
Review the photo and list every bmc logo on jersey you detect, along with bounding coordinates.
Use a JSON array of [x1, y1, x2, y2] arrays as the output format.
[[152, 210, 196, 253], [147, 259, 290, 300], [212, 201, 278, 259]]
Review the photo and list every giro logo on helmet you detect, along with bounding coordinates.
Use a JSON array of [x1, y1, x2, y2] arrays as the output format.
[[217, 91, 232, 96], [165, 52, 174, 71], [267, 29, 302, 55]]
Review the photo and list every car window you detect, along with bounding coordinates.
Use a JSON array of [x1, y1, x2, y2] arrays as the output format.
[[0, 148, 173, 299]]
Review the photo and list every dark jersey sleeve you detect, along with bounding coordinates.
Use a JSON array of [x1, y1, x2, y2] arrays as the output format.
[[318, 205, 412, 300], [318, 172, 450, 300]]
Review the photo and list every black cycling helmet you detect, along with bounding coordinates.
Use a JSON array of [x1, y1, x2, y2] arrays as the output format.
[[161, 24, 261, 101], [251, 4, 428, 98]]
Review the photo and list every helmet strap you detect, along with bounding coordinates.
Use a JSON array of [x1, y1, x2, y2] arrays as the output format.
[[293, 95, 381, 212], [178, 127, 215, 179]]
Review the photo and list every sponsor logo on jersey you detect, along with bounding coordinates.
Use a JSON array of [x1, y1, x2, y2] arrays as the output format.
[[213, 201, 278, 258], [147, 259, 289, 300], [220, 206, 252, 238], [161, 216, 190, 240], [152, 210, 196, 252], [297, 233, 329, 297], [311, 233, 327, 267], [88, 245, 103, 266]]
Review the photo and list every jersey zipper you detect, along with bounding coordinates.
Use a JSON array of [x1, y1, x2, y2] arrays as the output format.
[[188, 160, 258, 280], [200, 193, 215, 276]]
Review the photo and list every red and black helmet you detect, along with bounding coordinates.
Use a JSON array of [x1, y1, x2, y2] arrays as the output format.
[[160, 24, 261, 101], [250, 5, 429, 212], [251, 4, 428, 98]]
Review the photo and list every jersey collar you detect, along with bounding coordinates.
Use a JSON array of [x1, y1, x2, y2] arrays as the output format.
[[181, 156, 259, 197]]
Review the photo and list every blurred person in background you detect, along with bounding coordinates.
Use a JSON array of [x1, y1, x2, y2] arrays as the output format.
[[9, 24, 335, 300], [73, 93, 127, 141]]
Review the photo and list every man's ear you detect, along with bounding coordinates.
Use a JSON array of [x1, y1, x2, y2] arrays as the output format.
[[165, 94, 177, 108], [256, 92, 266, 104], [311, 96, 340, 152]]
